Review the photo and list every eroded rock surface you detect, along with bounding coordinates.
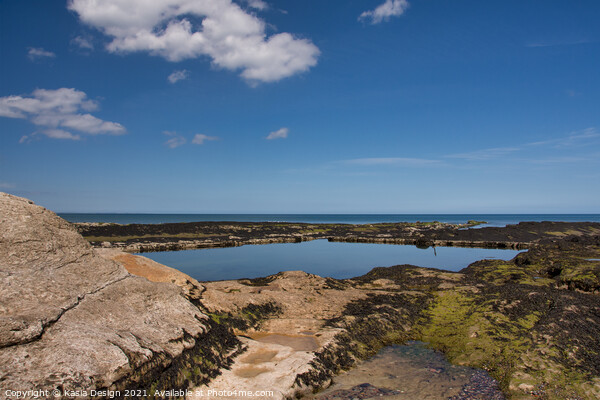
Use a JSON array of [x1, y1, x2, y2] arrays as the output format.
[[0, 194, 128, 348], [0, 193, 238, 396]]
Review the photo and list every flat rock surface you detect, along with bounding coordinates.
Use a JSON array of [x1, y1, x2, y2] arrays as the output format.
[[191, 337, 315, 400], [0, 193, 128, 348], [201, 270, 368, 323], [96, 248, 205, 301], [192, 271, 362, 399]]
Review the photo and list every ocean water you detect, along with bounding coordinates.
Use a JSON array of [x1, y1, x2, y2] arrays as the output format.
[[138, 240, 522, 281], [60, 213, 600, 226]]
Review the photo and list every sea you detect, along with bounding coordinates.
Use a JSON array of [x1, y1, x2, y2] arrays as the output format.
[[59, 213, 600, 281], [59, 213, 600, 226]]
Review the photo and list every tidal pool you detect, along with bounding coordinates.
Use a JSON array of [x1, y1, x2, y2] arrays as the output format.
[[310, 342, 504, 400], [138, 239, 521, 282]]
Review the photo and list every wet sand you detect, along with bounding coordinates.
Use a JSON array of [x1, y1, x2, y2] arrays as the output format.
[[250, 332, 320, 352]]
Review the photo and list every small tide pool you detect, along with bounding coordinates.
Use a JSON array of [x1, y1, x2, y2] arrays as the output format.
[[310, 342, 505, 400], [137, 239, 521, 282]]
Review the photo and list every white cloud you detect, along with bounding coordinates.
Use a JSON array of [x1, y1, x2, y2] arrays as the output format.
[[168, 69, 190, 83], [163, 131, 187, 148], [359, 0, 410, 24], [246, 0, 268, 10], [72, 36, 94, 50], [266, 127, 288, 140], [0, 88, 125, 141], [27, 47, 56, 60], [163, 131, 218, 147], [40, 129, 82, 140], [192, 133, 219, 145], [68, 0, 319, 83]]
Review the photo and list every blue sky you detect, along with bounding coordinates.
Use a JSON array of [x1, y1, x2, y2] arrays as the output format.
[[1, 0, 599, 213]]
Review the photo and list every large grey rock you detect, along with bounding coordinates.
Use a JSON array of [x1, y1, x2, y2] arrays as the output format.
[[0, 193, 212, 394], [0, 193, 129, 348]]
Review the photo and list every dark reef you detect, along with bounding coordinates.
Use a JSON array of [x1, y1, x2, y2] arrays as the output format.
[[74, 220, 600, 253]]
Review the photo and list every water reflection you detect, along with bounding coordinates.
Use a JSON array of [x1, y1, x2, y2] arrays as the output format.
[[139, 239, 521, 282]]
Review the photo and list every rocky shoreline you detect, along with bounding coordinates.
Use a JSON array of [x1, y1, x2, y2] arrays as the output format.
[[2, 193, 600, 399], [74, 220, 599, 253], [195, 234, 600, 399]]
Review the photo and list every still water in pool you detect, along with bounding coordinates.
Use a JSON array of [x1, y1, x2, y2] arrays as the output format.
[[138, 239, 521, 282]]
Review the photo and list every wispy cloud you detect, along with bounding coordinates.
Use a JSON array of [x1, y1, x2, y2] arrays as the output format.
[[27, 47, 55, 61], [339, 128, 599, 169], [69, 0, 319, 84], [359, 0, 410, 24], [168, 69, 190, 84], [246, 0, 268, 10], [529, 156, 598, 165], [163, 132, 220, 147], [266, 127, 288, 140], [192, 134, 219, 145], [525, 39, 593, 48], [0, 88, 125, 142], [288, 128, 599, 178], [446, 147, 521, 161], [163, 131, 187, 148], [446, 128, 599, 161], [71, 36, 94, 50], [0, 182, 15, 190], [34, 129, 81, 141], [527, 127, 599, 148], [341, 157, 441, 166]]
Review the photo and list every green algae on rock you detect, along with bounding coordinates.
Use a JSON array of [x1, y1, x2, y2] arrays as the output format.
[[358, 237, 600, 399]]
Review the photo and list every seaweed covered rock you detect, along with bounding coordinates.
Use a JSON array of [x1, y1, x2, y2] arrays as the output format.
[[0, 193, 238, 396]]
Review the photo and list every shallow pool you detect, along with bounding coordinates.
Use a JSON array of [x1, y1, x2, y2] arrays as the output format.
[[310, 342, 505, 399], [138, 239, 521, 281]]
